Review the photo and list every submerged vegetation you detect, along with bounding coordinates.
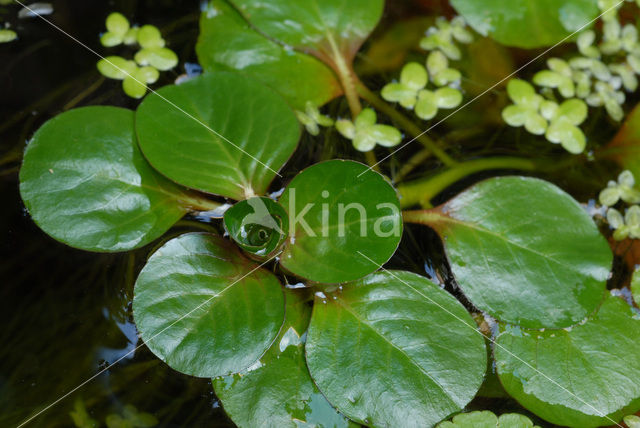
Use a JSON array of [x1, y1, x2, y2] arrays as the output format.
[[6, 0, 640, 427]]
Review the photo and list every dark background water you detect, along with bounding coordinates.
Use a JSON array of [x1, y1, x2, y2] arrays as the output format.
[[0, 1, 235, 426], [0, 0, 627, 427]]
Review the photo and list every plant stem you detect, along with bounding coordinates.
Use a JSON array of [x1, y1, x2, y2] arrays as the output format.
[[402, 209, 446, 226], [397, 156, 538, 208], [63, 76, 105, 110], [325, 35, 362, 116], [394, 147, 432, 182], [181, 192, 223, 212], [364, 150, 381, 172], [356, 82, 457, 167]]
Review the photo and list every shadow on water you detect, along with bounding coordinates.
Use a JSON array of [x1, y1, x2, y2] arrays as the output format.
[[0, 0, 233, 426]]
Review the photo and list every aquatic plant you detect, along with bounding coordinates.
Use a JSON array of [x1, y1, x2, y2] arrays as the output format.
[[15, 0, 640, 427]]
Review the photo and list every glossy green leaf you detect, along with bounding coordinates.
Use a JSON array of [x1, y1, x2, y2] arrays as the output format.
[[450, 0, 599, 48], [495, 294, 640, 427], [135, 72, 300, 200], [436, 410, 540, 427], [230, 0, 383, 63], [196, 0, 341, 110], [132, 232, 285, 377], [278, 160, 402, 283], [306, 270, 487, 427], [427, 176, 612, 328], [213, 290, 354, 428], [223, 196, 288, 257], [19, 107, 209, 252]]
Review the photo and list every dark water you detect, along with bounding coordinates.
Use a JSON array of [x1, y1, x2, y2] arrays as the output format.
[[0, 0, 630, 427], [0, 1, 234, 426]]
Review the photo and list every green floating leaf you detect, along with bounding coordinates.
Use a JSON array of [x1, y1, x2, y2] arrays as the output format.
[[279, 160, 402, 283], [223, 196, 288, 257], [496, 294, 640, 427], [134, 47, 178, 71], [213, 290, 353, 428], [306, 270, 487, 427], [196, 0, 341, 110], [136, 72, 300, 200], [436, 410, 540, 427], [96, 56, 137, 80], [123, 71, 148, 99], [427, 176, 611, 328], [230, 0, 383, 63], [133, 232, 285, 377], [0, 29, 18, 43], [450, 0, 600, 48], [19, 107, 208, 252], [105, 12, 129, 36], [137, 24, 164, 48]]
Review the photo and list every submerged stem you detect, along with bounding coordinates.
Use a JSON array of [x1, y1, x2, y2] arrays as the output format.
[[394, 147, 432, 183], [397, 156, 538, 208]]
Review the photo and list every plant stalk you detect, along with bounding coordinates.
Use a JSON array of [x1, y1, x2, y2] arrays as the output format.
[[397, 156, 538, 208]]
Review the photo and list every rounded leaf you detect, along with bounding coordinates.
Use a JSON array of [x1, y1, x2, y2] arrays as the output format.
[[213, 290, 353, 427], [136, 72, 300, 200], [381, 83, 417, 109], [437, 410, 539, 427], [430, 176, 612, 328], [97, 56, 137, 80], [230, 0, 383, 62], [0, 29, 17, 43], [196, 0, 341, 110], [278, 160, 402, 283], [306, 270, 487, 427], [435, 87, 463, 109], [105, 12, 129, 36], [370, 124, 402, 147], [506, 79, 539, 107], [122, 71, 148, 99], [557, 99, 588, 126], [133, 232, 285, 377], [524, 113, 548, 135], [416, 89, 439, 120], [496, 294, 640, 427], [400, 62, 428, 91], [19, 106, 198, 252], [100, 32, 122, 47], [451, 0, 600, 48], [502, 105, 529, 127], [134, 47, 178, 71], [137, 24, 164, 48]]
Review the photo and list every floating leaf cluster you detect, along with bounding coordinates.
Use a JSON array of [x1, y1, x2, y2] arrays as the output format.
[[97, 12, 178, 98], [380, 16, 472, 120], [600, 170, 640, 240], [70, 398, 157, 428], [503, 0, 640, 153], [294, 101, 334, 136], [502, 79, 589, 153], [436, 410, 540, 428], [335, 108, 402, 151]]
